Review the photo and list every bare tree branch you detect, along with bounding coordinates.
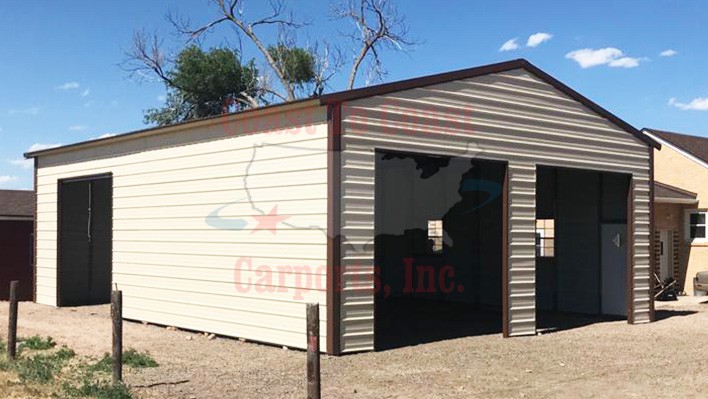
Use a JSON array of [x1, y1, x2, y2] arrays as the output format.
[[311, 40, 344, 96], [121, 30, 181, 90], [168, 0, 309, 101], [334, 0, 416, 89]]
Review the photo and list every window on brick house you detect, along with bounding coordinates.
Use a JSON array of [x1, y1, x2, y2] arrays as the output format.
[[689, 211, 707, 240]]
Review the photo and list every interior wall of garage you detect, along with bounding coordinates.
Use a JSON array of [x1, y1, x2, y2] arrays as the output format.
[[556, 169, 601, 314], [374, 153, 503, 306]]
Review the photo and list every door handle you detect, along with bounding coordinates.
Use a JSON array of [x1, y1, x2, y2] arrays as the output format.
[[612, 233, 621, 248]]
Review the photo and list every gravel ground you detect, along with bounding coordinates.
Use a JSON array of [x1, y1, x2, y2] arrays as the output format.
[[0, 298, 707, 398]]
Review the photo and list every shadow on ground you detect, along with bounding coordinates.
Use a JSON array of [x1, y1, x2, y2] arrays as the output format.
[[372, 298, 703, 351], [535, 311, 624, 335], [653, 309, 698, 321]]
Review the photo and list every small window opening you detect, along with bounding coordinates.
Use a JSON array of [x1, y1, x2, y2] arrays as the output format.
[[535, 219, 555, 257], [427, 220, 444, 254]]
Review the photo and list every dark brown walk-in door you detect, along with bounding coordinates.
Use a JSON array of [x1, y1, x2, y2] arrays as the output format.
[[58, 175, 112, 306]]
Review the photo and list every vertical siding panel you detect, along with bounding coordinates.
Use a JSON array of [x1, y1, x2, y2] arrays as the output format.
[[507, 162, 537, 335], [632, 175, 652, 323], [339, 143, 376, 352]]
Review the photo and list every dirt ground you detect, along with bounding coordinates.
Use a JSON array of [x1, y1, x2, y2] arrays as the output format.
[[0, 298, 707, 398]]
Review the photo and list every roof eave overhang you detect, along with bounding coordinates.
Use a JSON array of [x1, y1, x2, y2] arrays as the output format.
[[319, 59, 660, 150], [25, 99, 322, 159], [655, 197, 699, 204], [0, 215, 34, 221]]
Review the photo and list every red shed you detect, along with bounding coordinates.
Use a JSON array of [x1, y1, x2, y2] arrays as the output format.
[[0, 190, 35, 301]]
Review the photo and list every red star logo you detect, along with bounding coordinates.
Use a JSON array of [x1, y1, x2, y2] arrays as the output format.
[[251, 205, 290, 234]]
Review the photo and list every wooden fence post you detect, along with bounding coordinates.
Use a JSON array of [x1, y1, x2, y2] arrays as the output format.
[[306, 303, 321, 399], [111, 290, 123, 384], [7, 281, 18, 360]]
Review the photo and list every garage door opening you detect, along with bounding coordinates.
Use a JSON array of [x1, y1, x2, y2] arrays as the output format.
[[58, 175, 112, 306], [374, 151, 505, 350], [535, 166, 630, 333]]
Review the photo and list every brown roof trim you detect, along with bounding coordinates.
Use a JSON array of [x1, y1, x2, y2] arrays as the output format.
[[319, 59, 660, 149], [319, 59, 528, 103], [521, 62, 659, 149], [26, 59, 659, 159], [25, 98, 321, 158]]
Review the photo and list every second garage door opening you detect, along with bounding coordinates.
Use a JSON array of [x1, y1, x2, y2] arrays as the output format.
[[535, 166, 630, 332]]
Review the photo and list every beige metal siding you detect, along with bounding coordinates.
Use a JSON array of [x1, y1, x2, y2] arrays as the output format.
[[35, 106, 329, 350], [338, 69, 652, 352], [507, 161, 537, 335]]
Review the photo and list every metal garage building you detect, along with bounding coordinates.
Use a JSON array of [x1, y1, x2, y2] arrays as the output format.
[[26, 59, 658, 355]]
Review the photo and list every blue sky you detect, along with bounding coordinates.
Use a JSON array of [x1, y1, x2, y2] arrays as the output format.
[[2, 0, 708, 190]]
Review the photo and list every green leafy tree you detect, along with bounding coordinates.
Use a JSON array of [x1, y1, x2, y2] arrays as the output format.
[[137, 45, 260, 126], [267, 45, 316, 90]]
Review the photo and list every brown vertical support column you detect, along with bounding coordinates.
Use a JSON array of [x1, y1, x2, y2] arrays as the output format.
[[306, 303, 321, 399], [111, 290, 123, 384], [501, 164, 510, 338], [648, 151, 656, 322], [7, 281, 19, 360], [627, 179, 635, 324], [326, 103, 342, 355]]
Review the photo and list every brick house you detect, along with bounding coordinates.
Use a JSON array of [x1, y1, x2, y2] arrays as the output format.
[[644, 129, 708, 295]]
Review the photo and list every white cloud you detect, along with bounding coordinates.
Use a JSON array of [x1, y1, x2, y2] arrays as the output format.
[[668, 97, 708, 111], [9, 158, 33, 169], [499, 38, 519, 52], [8, 107, 39, 115], [81, 88, 91, 97], [565, 47, 642, 68], [660, 49, 677, 57], [0, 175, 19, 186], [27, 143, 62, 152], [69, 125, 88, 131], [157, 95, 167, 102], [56, 82, 80, 90], [608, 57, 641, 68], [90, 133, 116, 140], [527, 32, 553, 48]]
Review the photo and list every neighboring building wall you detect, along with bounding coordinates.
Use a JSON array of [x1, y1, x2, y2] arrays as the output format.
[[655, 203, 683, 231], [654, 144, 708, 294], [338, 69, 652, 353], [35, 106, 329, 349], [0, 220, 34, 300], [654, 203, 690, 291]]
